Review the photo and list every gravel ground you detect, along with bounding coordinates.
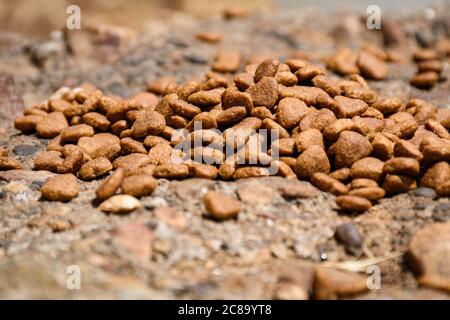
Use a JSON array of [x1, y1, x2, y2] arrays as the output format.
[[0, 5, 450, 299]]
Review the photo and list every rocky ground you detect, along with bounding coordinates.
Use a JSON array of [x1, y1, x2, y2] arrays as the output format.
[[1, 4, 450, 299]]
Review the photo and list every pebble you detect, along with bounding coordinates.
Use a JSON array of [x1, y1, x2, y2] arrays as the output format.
[[204, 191, 240, 221], [409, 187, 437, 199], [12, 144, 40, 156], [432, 203, 450, 222], [334, 222, 364, 251]]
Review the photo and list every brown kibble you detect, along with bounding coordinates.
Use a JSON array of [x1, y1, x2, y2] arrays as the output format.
[[188, 164, 218, 179], [41, 174, 79, 202], [420, 162, 450, 189], [417, 60, 443, 74], [96, 168, 124, 200], [372, 133, 394, 160], [276, 98, 309, 129], [336, 195, 372, 212], [212, 51, 241, 73], [78, 157, 113, 180], [300, 109, 336, 132], [186, 112, 218, 131], [147, 76, 176, 95], [121, 138, 147, 154], [275, 71, 298, 86], [234, 72, 254, 91], [382, 174, 417, 194], [121, 174, 157, 197], [311, 172, 348, 195], [295, 145, 330, 179], [113, 153, 152, 175], [311, 75, 341, 97], [349, 187, 385, 201], [0, 148, 7, 157], [143, 135, 170, 148], [277, 182, 319, 199], [0, 157, 22, 170], [261, 118, 290, 139], [350, 178, 378, 189], [34, 151, 64, 172], [361, 107, 383, 120], [326, 48, 360, 75], [331, 131, 373, 168], [131, 110, 166, 138], [78, 133, 121, 161], [357, 51, 388, 80], [126, 164, 156, 177], [254, 59, 280, 83], [130, 92, 159, 109], [48, 98, 71, 112], [350, 157, 384, 181], [148, 143, 173, 165], [14, 115, 45, 133], [394, 140, 423, 161], [329, 168, 351, 182], [36, 112, 69, 138], [272, 138, 295, 156], [57, 145, 83, 174], [410, 72, 439, 89], [295, 63, 325, 83], [233, 166, 270, 179], [222, 89, 254, 112], [218, 156, 237, 180], [60, 124, 94, 143], [169, 99, 201, 120], [333, 96, 368, 118], [295, 129, 324, 152], [196, 31, 222, 43], [372, 98, 403, 114], [188, 90, 221, 107], [383, 157, 420, 176], [216, 107, 247, 127], [250, 107, 273, 120], [273, 160, 297, 179], [436, 181, 450, 196], [425, 119, 450, 140], [111, 120, 128, 136], [82, 112, 110, 131], [153, 164, 190, 179], [323, 119, 361, 141], [204, 191, 240, 220], [413, 48, 438, 62], [246, 77, 279, 109]]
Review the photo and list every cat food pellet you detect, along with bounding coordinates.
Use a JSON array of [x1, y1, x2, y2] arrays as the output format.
[[121, 174, 157, 197], [336, 195, 372, 212], [204, 191, 240, 220], [41, 174, 79, 202], [78, 157, 113, 181], [96, 168, 124, 200]]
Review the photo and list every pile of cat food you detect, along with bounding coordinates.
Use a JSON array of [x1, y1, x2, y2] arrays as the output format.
[[2, 54, 450, 217]]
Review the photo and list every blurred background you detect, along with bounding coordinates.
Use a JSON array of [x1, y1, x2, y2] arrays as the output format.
[[0, 0, 445, 37]]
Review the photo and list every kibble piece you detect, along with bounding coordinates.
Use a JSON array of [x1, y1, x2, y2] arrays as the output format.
[[295, 63, 325, 83], [233, 166, 270, 179], [0, 157, 22, 170], [357, 51, 388, 80], [196, 31, 222, 43], [254, 59, 280, 83], [371, 133, 394, 160], [371, 97, 403, 114], [350, 178, 379, 189], [41, 174, 79, 202], [271, 138, 295, 156], [121, 174, 157, 197], [417, 60, 443, 74], [121, 138, 147, 154], [273, 160, 297, 179], [148, 143, 173, 165], [143, 136, 170, 149], [326, 48, 360, 75], [216, 107, 247, 127], [130, 92, 159, 109], [295, 129, 324, 152], [276, 98, 309, 129], [410, 72, 439, 89], [261, 118, 290, 139], [311, 173, 348, 195], [34, 151, 64, 172], [383, 157, 420, 176], [425, 119, 450, 140], [14, 115, 45, 133], [188, 164, 218, 179], [57, 146, 84, 174], [436, 181, 450, 196], [60, 124, 95, 143], [212, 51, 241, 73], [246, 77, 278, 109], [0, 148, 7, 157], [420, 162, 450, 189], [204, 191, 240, 220], [350, 157, 384, 181], [311, 75, 341, 97], [188, 90, 221, 107], [329, 168, 351, 182], [361, 107, 383, 120], [394, 140, 423, 161], [82, 112, 110, 131], [349, 187, 385, 201], [49, 98, 71, 112], [78, 157, 113, 180], [251, 107, 273, 120], [110, 120, 128, 136], [275, 71, 298, 86], [113, 153, 152, 175], [234, 72, 254, 90], [299, 109, 336, 132], [153, 164, 190, 179], [77, 133, 121, 161], [336, 195, 372, 212], [99, 194, 142, 214], [147, 76, 176, 94], [36, 112, 69, 138], [323, 119, 361, 141], [331, 131, 373, 168], [295, 145, 330, 179], [96, 168, 124, 200], [382, 174, 417, 194], [333, 96, 368, 118], [131, 110, 166, 138]]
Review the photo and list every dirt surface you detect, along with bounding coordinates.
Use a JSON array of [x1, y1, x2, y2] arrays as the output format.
[[1, 3, 450, 299]]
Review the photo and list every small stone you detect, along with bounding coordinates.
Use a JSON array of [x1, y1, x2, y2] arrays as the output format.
[[12, 144, 40, 156], [99, 194, 142, 214], [410, 187, 437, 199], [40, 174, 79, 202], [335, 223, 364, 252], [432, 203, 450, 222], [204, 191, 240, 220]]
